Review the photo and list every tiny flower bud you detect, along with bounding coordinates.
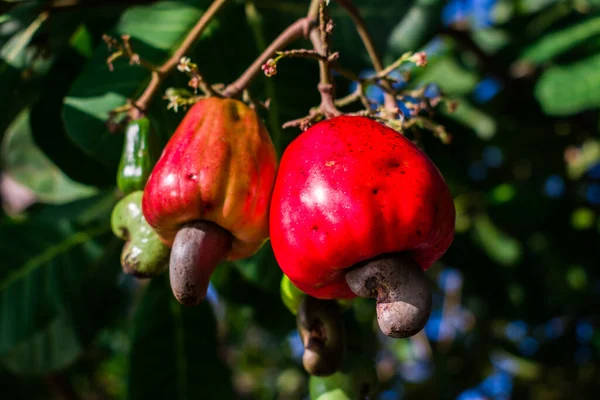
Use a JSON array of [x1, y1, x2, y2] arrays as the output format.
[[446, 100, 458, 113], [261, 58, 277, 77], [413, 52, 428, 67], [178, 57, 191, 72]]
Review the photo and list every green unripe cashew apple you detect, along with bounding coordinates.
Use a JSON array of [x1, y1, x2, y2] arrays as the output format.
[[281, 274, 306, 316], [309, 352, 379, 400], [111, 191, 170, 278], [116, 116, 159, 195], [142, 97, 278, 305]]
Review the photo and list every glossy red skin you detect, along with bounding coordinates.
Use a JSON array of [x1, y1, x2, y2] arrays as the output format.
[[270, 116, 455, 299], [142, 97, 278, 260]]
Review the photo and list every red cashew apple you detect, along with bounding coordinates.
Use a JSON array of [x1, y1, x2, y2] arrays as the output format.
[[142, 97, 278, 305], [270, 116, 455, 338]]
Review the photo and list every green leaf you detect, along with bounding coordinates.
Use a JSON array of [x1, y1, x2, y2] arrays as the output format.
[[535, 52, 600, 116], [414, 56, 479, 96], [30, 46, 116, 187], [471, 214, 523, 267], [127, 276, 234, 400], [1, 109, 97, 204], [520, 16, 600, 64], [232, 241, 282, 294], [442, 97, 497, 140], [0, 194, 120, 360], [62, 1, 219, 166], [386, 0, 444, 56], [0, 11, 48, 69], [1, 312, 83, 375]]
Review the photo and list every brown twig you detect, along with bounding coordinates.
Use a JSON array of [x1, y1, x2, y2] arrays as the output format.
[[222, 17, 316, 97], [309, 0, 340, 118], [102, 34, 158, 72], [332, 0, 396, 110], [133, 0, 231, 112]]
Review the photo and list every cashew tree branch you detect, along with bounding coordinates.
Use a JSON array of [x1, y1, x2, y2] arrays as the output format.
[[134, 0, 231, 112]]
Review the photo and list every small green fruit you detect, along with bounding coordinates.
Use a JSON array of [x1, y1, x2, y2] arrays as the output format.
[[281, 275, 353, 316], [281, 275, 305, 315], [116, 117, 159, 195], [111, 191, 169, 278], [309, 353, 379, 400]]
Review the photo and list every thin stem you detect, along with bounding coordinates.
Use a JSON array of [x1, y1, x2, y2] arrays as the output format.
[[276, 48, 338, 63], [222, 18, 315, 97], [245, 0, 282, 152], [310, 0, 340, 117], [307, 0, 321, 19], [134, 0, 230, 110], [159, 0, 229, 74], [332, 0, 396, 109]]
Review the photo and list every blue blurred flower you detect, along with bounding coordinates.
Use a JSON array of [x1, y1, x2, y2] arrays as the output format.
[[544, 317, 566, 340], [287, 330, 304, 361], [588, 162, 600, 179], [505, 320, 528, 342], [468, 161, 487, 181], [518, 337, 539, 356], [422, 37, 448, 58], [398, 360, 433, 383], [473, 77, 502, 103], [438, 267, 463, 292], [479, 371, 513, 397], [586, 183, 600, 205], [544, 175, 565, 198], [443, 0, 497, 30], [206, 282, 219, 304], [574, 346, 592, 365], [397, 101, 413, 120], [490, 352, 520, 375], [379, 389, 403, 400], [424, 83, 441, 99], [425, 311, 453, 342], [576, 320, 594, 344], [471, 0, 497, 29], [482, 145, 503, 168], [456, 388, 486, 400], [349, 68, 406, 107]]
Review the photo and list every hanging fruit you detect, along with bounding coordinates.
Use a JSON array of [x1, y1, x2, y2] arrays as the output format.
[[111, 191, 170, 278], [270, 116, 455, 338], [142, 97, 278, 305], [116, 116, 160, 195]]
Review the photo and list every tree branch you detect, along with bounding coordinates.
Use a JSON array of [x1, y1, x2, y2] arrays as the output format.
[[134, 0, 230, 111], [332, 0, 396, 110], [222, 17, 316, 97]]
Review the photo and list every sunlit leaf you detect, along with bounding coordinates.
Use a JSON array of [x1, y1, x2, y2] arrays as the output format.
[[535, 53, 600, 116], [414, 56, 479, 96], [520, 16, 600, 64], [387, 0, 444, 56], [570, 207, 595, 230], [471, 214, 523, 266], [442, 97, 496, 140], [1, 109, 97, 204], [62, 1, 219, 166]]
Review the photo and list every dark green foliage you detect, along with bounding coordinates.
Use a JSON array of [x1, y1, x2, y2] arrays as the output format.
[[1, 0, 599, 399]]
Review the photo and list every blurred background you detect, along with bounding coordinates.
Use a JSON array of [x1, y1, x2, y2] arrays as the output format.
[[1, 0, 599, 399]]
